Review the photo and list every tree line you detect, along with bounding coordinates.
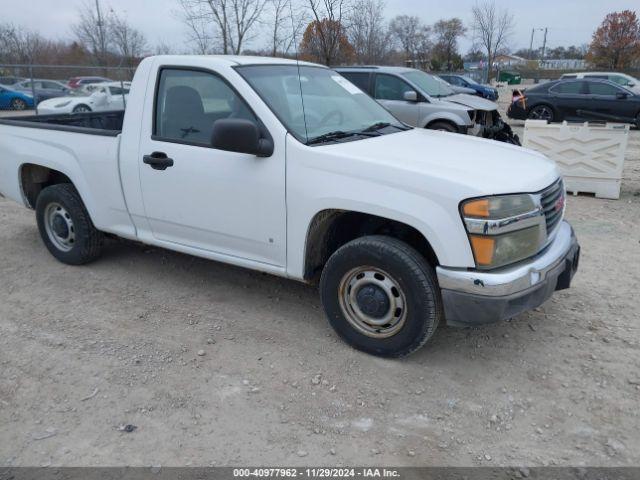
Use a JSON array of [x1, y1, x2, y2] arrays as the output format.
[[1, 0, 639, 79]]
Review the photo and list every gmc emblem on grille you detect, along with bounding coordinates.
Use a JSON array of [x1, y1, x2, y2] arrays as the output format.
[[555, 194, 565, 212]]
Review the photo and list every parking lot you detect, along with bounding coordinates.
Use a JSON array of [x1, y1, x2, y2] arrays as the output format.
[[1, 105, 639, 467]]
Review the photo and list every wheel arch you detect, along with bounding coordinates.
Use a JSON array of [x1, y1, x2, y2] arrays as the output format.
[[302, 209, 440, 282], [20, 163, 75, 209]]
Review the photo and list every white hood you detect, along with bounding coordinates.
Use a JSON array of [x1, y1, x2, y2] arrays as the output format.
[[319, 128, 558, 198]]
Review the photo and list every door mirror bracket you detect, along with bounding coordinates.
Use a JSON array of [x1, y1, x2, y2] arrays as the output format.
[[211, 118, 274, 157]]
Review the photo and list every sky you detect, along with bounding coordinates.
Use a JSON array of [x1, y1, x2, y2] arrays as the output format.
[[4, 0, 639, 54]]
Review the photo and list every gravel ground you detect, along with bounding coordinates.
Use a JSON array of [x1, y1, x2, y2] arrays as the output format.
[[1, 106, 639, 467]]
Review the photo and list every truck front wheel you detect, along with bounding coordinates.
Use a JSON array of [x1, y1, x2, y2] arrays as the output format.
[[35, 184, 103, 265], [320, 236, 442, 357]]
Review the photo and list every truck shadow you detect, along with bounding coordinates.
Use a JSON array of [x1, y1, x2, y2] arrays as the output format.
[[99, 237, 555, 363]]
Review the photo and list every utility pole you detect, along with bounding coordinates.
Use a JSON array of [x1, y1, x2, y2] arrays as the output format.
[[528, 28, 535, 59], [541, 28, 548, 63]]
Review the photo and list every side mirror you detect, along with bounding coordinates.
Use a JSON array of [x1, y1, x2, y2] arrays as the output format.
[[403, 90, 418, 102], [211, 119, 273, 157], [616, 92, 629, 100]]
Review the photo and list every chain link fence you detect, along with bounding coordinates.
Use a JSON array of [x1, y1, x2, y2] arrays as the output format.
[[0, 64, 136, 113]]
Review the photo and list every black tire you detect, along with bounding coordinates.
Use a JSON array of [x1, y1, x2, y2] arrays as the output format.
[[10, 98, 27, 111], [527, 104, 555, 122], [427, 121, 458, 133], [35, 184, 103, 265], [73, 104, 92, 113], [320, 235, 442, 358]]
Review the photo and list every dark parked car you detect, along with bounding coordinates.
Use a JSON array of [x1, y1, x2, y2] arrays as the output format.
[[13, 79, 70, 103], [507, 78, 640, 126], [439, 74, 499, 100], [0, 76, 25, 86], [67, 76, 112, 89]]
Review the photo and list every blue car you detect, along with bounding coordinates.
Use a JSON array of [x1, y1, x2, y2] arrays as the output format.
[[0, 86, 35, 110], [439, 74, 499, 101]]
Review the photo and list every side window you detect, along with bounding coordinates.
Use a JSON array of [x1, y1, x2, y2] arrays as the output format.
[[339, 73, 370, 93], [610, 75, 630, 86], [587, 82, 621, 96], [154, 68, 256, 145], [552, 81, 586, 95], [374, 74, 413, 101], [109, 86, 130, 95]]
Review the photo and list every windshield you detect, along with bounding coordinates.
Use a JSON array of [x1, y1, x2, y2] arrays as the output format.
[[462, 76, 479, 85], [236, 65, 404, 144], [402, 70, 455, 98]]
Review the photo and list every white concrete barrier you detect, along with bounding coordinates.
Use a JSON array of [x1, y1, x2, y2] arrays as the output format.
[[523, 120, 630, 199]]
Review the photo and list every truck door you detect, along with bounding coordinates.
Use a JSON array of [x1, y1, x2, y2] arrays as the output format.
[[137, 67, 286, 267], [372, 73, 419, 125]]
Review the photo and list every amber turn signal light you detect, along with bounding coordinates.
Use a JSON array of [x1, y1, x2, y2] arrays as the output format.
[[469, 235, 495, 266], [462, 199, 490, 218]]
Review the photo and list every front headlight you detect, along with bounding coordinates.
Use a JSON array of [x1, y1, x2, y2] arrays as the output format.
[[461, 194, 545, 269]]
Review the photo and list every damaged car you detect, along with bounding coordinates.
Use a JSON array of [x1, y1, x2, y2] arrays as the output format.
[[336, 66, 520, 145]]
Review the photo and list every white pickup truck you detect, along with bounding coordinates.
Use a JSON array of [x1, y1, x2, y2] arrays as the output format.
[[0, 56, 580, 357]]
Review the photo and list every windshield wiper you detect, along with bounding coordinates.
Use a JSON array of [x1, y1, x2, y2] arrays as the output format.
[[361, 122, 391, 132], [306, 130, 355, 145], [360, 122, 410, 133], [306, 129, 380, 145]]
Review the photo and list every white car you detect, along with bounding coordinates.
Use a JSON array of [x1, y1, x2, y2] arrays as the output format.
[[37, 82, 130, 114], [0, 55, 579, 357], [560, 72, 640, 94]]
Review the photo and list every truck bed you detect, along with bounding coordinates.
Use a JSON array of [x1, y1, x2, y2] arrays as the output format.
[[0, 110, 124, 137]]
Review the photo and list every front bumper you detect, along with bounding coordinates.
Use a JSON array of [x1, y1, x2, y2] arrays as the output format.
[[436, 221, 580, 326], [507, 103, 527, 120]]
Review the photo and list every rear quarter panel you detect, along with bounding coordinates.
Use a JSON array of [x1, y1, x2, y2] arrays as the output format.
[[0, 125, 135, 238]]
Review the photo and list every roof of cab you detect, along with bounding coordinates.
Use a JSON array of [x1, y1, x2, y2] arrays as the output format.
[[151, 54, 324, 68], [335, 65, 417, 74]]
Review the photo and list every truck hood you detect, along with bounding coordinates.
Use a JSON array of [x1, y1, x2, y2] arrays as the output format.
[[444, 93, 497, 111], [321, 128, 558, 197]]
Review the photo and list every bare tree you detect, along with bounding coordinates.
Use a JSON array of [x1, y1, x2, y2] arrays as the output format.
[[72, 0, 113, 66], [347, 0, 391, 64], [389, 15, 421, 61], [471, 0, 514, 79], [389, 15, 432, 67], [110, 13, 148, 67], [177, 0, 268, 55], [175, 0, 216, 55], [0, 23, 46, 64], [266, 0, 306, 57]]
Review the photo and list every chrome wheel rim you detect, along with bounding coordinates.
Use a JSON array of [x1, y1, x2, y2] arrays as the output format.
[[12, 99, 26, 110], [44, 203, 75, 252], [529, 106, 553, 121], [338, 266, 407, 338], [74, 106, 90, 113]]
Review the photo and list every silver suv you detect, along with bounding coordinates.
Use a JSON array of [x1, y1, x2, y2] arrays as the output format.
[[336, 66, 520, 144]]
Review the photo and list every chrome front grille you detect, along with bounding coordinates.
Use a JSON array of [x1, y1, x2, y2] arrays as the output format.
[[540, 179, 564, 235]]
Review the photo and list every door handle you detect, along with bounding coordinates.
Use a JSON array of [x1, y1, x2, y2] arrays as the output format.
[[143, 152, 174, 171]]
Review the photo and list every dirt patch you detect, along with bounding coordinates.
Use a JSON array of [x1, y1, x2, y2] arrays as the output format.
[[0, 130, 639, 467]]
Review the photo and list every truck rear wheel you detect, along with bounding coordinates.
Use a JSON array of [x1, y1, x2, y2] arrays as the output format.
[[35, 184, 103, 265], [320, 236, 442, 357]]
